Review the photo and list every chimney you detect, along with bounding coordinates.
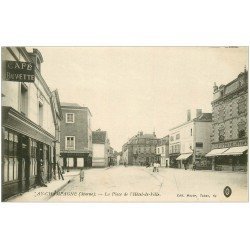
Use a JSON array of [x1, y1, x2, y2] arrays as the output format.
[[213, 82, 218, 93], [196, 109, 202, 118], [187, 110, 191, 121]]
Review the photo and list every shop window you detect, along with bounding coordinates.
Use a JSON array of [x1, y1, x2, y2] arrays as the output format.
[[20, 83, 28, 116], [77, 158, 84, 167], [66, 113, 75, 123], [3, 130, 19, 182], [30, 140, 37, 176], [65, 136, 75, 150]]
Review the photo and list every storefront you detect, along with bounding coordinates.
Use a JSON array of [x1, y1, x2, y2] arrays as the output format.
[[60, 152, 92, 169], [176, 153, 193, 169], [206, 146, 248, 171], [169, 153, 180, 168], [2, 107, 55, 200]]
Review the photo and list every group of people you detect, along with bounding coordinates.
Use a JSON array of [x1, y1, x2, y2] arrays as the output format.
[[145, 161, 161, 172], [37, 156, 65, 187]]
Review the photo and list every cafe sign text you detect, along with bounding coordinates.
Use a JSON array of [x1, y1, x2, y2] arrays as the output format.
[[4, 60, 35, 83]]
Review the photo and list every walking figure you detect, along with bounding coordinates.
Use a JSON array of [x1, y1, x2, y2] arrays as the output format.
[[57, 156, 64, 180], [193, 161, 196, 171], [80, 168, 84, 182], [38, 159, 47, 187], [153, 162, 157, 172]]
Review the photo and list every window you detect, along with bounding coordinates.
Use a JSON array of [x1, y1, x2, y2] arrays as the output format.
[[162, 147, 164, 153], [219, 108, 224, 121], [196, 142, 203, 148], [30, 140, 38, 176], [176, 134, 180, 140], [20, 83, 28, 115], [170, 136, 174, 141], [219, 128, 225, 142], [65, 136, 75, 150], [190, 129, 193, 136], [238, 123, 246, 138], [3, 130, 19, 182], [238, 100, 246, 115], [66, 113, 75, 123], [38, 102, 43, 126]]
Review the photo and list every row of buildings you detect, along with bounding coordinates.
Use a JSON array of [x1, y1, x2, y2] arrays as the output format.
[[121, 69, 248, 172], [1, 47, 116, 200]]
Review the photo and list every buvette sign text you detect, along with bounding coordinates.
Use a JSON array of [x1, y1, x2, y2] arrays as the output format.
[[4, 60, 35, 82]]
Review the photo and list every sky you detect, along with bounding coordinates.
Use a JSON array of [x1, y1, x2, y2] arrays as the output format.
[[31, 47, 248, 152]]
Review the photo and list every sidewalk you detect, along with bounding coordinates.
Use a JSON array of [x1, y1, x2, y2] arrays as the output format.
[[6, 170, 80, 202]]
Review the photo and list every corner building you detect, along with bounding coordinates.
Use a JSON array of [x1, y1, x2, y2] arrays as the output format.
[[60, 103, 92, 169], [206, 70, 248, 171], [1, 47, 61, 200]]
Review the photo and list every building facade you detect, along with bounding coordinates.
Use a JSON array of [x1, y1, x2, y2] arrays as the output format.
[[60, 103, 92, 169], [206, 70, 248, 171], [169, 109, 212, 169], [2, 47, 60, 200], [122, 131, 159, 166], [92, 129, 110, 167], [156, 135, 169, 167]]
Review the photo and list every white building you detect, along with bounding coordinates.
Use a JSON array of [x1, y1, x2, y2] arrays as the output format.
[[156, 135, 170, 167], [169, 109, 212, 169], [92, 129, 110, 167]]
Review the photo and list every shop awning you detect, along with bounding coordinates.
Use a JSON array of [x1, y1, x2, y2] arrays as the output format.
[[205, 148, 229, 157], [176, 153, 192, 161], [221, 146, 248, 156]]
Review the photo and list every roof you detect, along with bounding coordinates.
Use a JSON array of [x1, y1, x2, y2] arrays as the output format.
[[61, 102, 82, 107], [170, 112, 212, 131], [92, 131, 107, 144], [193, 113, 212, 122], [60, 102, 92, 116]]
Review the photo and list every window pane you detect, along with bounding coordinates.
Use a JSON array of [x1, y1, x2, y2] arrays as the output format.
[[67, 158, 74, 167], [9, 158, 14, 181], [14, 158, 18, 180], [4, 157, 8, 182]]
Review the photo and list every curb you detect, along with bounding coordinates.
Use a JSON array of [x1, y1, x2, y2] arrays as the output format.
[[46, 176, 76, 201]]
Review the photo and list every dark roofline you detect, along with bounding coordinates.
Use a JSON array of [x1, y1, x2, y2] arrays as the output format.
[[169, 113, 212, 131]]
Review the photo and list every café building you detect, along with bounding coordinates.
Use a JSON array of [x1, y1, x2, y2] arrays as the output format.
[[1, 47, 60, 200]]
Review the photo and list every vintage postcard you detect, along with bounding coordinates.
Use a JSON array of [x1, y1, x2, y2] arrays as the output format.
[[1, 46, 248, 202]]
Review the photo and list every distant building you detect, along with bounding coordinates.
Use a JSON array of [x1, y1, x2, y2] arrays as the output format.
[[122, 131, 159, 166], [2, 47, 61, 200], [92, 129, 110, 167], [206, 70, 248, 171], [156, 135, 169, 167], [60, 103, 92, 169], [169, 109, 212, 169]]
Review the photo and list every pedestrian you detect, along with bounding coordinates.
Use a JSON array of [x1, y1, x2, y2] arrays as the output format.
[[146, 162, 150, 168], [57, 156, 64, 180], [153, 162, 157, 172], [80, 168, 84, 182], [38, 159, 47, 187], [184, 161, 187, 170], [192, 161, 196, 171], [156, 161, 160, 172]]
